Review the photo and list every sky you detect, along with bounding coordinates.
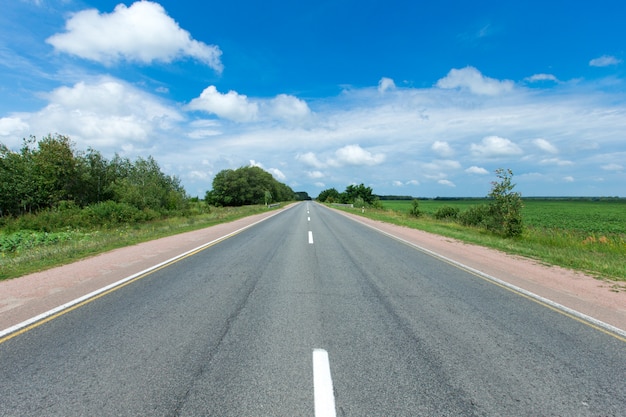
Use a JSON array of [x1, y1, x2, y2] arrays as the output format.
[[1, 0, 625, 198]]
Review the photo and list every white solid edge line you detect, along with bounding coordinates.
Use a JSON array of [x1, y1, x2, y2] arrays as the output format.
[[0, 205, 293, 339], [331, 207, 626, 339], [313, 349, 337, 417]]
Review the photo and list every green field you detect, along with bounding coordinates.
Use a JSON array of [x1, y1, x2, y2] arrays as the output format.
[[383, 199, 626, 235]]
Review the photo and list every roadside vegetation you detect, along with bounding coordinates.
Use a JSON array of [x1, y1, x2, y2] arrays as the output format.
[[0, 135, 300, 280], [319, 171, 625, 282]]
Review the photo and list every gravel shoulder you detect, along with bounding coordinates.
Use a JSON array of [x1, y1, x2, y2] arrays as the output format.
[[1, 203, 624, 335]]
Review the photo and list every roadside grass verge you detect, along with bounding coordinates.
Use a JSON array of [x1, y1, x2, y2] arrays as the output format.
[[0, 205, 276, 281], [334, 205, 626, 283]]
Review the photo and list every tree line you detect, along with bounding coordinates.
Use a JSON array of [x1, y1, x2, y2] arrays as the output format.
[[1, 134, 299, 224], [0, 134, 187, 217], [316, 183, 382, 208]]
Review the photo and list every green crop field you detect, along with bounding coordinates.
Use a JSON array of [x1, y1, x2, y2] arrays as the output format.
[[383, 199, 626, 235]]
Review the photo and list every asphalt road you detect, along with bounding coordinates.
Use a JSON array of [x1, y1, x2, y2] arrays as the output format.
[[0, 202, 624, 416]]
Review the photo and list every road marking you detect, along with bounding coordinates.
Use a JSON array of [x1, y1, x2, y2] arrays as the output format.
[[313, 349, 336, 417], [308, 217, 311, 221], [308, 231, 314, 244]]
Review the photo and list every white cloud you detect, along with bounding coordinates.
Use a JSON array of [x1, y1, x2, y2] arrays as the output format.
[[540, 158, 573, 166], [563, 176, 575, 182], [470, 136, 523, 158], [331, 144, 385, 167], [601, 163, 623, 171], [392, 180, 403, 186], [307, 170, 325, 179], [296, 152, 325, 169], [13, 77, 183, 149], [438, 179, 456, 187], [0, 116, 29, 137], [423, 159, 462, 171], [431, 140, 454, 157], [589, 55, 622, 67], [266, 94, 311, 123], [532, 138, 558, 154], [465, 166, 489, 175], [436, 66, 514, 95], [187, 119, 222, 139], [406, 180, 420, 186], [46, 1, 223, 71], [187, 86, 259, 122], [268, 167, 286, 181], [378, 77, 396, 93], [525, 73, 559, 83]]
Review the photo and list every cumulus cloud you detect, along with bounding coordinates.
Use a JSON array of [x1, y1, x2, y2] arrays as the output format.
[[331, 144, 385, 166], [378, 77, 396, 93], [589, 55, 622, 67], [9, 77, 183, 149], [470, 136, 523, 158], [296, 152, 325, 169], [266, 94, 311, 122], [187, 88, 312, 124], [0, 116, 29, 137], [268, 167, 286, 181], [187, 86, 259, 122], [431, 140, 454, 157], [465, 166, 489, 174], [46, 1, 223, 71], [438, 179, 456, 187], [532, 138, 558, 154], [436, 66, 514, 95]]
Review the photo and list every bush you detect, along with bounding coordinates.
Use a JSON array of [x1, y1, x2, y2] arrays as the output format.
[[83, 201, 159, 226], [434, 206, 460, 220], [409, 199, 422, 217], [458, 204, 489, 227]]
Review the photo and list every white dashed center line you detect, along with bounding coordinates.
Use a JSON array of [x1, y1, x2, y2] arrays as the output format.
[[313, 349, 336, 417]]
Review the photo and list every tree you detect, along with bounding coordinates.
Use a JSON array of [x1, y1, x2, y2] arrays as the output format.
[[341, 183, 376, 205], [206, 166, 295, 206], [316, 188, 340, 203], [486, 168, 523, 237], [109, 156, 187, 211]]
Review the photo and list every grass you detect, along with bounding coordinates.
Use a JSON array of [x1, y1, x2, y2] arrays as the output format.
[[339, 199, 626, 282], [0, 204, 277, 281]]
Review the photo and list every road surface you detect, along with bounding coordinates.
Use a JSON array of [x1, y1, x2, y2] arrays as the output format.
[[0, 202, 624, 416]]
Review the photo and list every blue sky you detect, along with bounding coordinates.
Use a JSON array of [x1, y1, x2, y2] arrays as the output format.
[[1, 0, 625, 198]]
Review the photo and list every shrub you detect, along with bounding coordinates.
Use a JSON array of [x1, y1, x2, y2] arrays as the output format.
[[409, 199, 422, 217], [434, 205, 460, 220], [458, 204, 489, 227]]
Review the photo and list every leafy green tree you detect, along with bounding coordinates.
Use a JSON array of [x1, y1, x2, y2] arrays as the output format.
[[486, 168, 523, 237], [316, 188, 340, 203], [109, 156, 187, 211], [342, 183, 377, 205], [206, 166, 295, 206]]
